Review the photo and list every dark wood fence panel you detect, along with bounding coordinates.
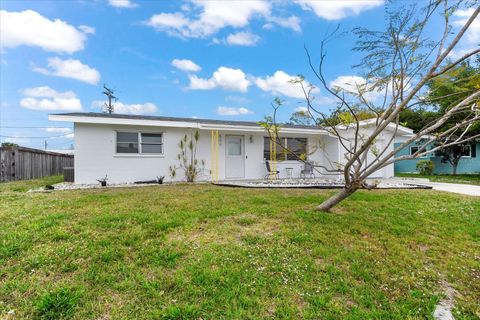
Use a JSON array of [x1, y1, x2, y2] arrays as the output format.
[[0, 146, 74, 182]]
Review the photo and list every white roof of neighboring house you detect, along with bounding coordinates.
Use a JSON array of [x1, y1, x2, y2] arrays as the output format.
[[335, 118, 414, 135], [48, 149, 74, 155]]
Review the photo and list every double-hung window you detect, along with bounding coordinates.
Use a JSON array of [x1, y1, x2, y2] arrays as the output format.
[[116, 132, 163, 154], [461, 144, 471, 157], [116, 132, 139, 153], [141, 133, 163, 154], [410, 145, 427, 158]]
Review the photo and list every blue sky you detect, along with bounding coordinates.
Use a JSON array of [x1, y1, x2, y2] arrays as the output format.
[[0, 0, 477, 150]]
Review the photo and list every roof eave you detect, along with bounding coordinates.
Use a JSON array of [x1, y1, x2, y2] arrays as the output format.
[[48, 114, 329, 135]]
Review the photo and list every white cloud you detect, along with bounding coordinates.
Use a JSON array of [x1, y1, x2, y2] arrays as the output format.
[[329, 75, 392, 102], [294, 0, 383, 20], [43, 127, 72, 134], [108, 0, 138, 8], [92, 100, 158, 114], [189, 67, 250, 92], [216, 106, 253, 116], [255, 70, 318, 98], [43, 127, 74, 139], [145, 13, 190, 35], [145, 0, 271, 38], [295, 106, 309, 112], [171, 59, 201, 72], [262, 23, 274, 30], [0, 10, 89, 53], [453, 8, 480, 45], [20, 86, 82, 111], [225, 32, 260, 46], [78, 25, 95, 34], [267, 16, 301, 32], [330, 75, 368, 92], [450, 8, 480, 59], [33, 57, 100, 85]]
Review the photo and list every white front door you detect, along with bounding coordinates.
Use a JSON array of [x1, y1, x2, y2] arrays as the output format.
[[225, 135, 245, 178]]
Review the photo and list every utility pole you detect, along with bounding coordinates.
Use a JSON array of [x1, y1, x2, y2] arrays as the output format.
[[102, 84, 117, 114], [44, 140, 47, 150]]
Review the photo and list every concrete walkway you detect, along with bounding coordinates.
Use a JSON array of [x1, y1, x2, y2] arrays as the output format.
[[393, 178, 480, 196]]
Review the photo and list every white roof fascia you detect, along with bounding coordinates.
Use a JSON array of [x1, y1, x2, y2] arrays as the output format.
[[335, 120, 413, 135], [49, 114, 201, 129], [198, 123, 328, 135]]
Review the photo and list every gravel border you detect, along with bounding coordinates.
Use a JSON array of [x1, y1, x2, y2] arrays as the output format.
[[28, 179, 432, 193], [214, 179, 432, 189], [28, 181, 175, 193]]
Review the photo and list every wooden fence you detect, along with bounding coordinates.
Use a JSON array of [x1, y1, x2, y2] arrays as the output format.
[[0, 146, 74, 182]]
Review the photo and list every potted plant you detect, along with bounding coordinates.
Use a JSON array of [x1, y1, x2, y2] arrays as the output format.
[[96, 175, 108, 187]]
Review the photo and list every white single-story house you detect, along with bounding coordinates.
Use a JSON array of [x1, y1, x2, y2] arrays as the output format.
[[48, 113, 413, 184]]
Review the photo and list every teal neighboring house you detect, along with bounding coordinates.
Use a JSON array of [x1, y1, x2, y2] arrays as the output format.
[[394, 140, 479, 174]]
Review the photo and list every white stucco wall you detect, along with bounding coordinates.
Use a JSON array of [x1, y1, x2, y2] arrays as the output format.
[[73, 123, 336, 184], [333, 125, 397, 179], [73, 122, 400, 184]]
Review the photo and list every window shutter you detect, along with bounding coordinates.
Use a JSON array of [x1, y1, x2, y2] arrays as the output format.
[[471, 142, 477, 158]]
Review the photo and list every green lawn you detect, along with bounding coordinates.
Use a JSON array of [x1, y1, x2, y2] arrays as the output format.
[[396, 173, 480, 186], [1, 177, 479, 319]]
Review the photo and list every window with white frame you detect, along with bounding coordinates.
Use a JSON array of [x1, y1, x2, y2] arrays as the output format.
[[116, 132, 163, 154], [141, 133, 163, 154], [461, 144, 471, 157], [410, 145, 427, 158]]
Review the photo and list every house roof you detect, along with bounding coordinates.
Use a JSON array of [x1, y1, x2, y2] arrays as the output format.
[[48, 112, 327, 134], [48, 112, 413, 136], [50, 112, 317, 129], [335, 118, 414, 135]]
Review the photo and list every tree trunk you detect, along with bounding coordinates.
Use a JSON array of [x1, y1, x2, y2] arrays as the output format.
[[452, 158, 459, 176], [315, 187, 358, 212]]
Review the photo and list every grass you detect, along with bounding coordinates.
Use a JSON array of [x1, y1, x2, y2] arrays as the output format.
[[0, 177, 479, 319], [0, 175, 63, 193], [396, 173, 480, 185]]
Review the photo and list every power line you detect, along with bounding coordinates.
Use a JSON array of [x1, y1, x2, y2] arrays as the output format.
[[0, 133, 73, 139], [0, 126, 71, 129], [48, 140, 75, 147]]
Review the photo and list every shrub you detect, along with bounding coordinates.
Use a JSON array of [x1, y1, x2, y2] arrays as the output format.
[[169, 131, 205, 182], [416, 160, 434, 175]]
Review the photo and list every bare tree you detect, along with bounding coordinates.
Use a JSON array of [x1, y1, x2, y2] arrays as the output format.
[[265, 1, 480, 212]]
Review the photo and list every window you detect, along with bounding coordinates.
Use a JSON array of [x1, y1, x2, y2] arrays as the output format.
[[286, 138, 307, 160], [227, 137, 242, 156], [116, 132, 138, 153], [410, 145, 426, 158], [141, 133, 163, 154], [263, 137, 307, 161], [461, 144, 471, 157], [116, 132, 163, 154]]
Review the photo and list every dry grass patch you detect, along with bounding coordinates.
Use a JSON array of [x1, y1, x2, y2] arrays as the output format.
[[168, 213, 281, 246]]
